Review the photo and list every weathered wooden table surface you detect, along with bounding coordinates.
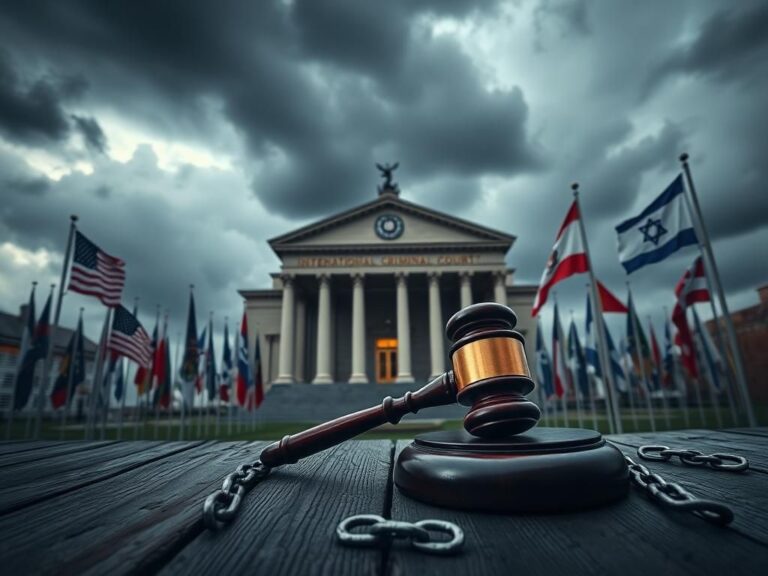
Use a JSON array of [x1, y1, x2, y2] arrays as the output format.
[[0, 428, 767, 575]]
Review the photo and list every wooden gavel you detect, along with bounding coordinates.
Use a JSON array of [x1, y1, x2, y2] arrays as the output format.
[[260, 303, 541, 468]]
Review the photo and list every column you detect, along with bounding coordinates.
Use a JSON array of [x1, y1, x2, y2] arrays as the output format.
[[460, 272, 473, 309], [428, 272, 445, 379], [313, 274, 333, 384], [494, 271, 507, 305], [349, 274, 368, 383], [395, 273, 414, 383], [275, 275, 295, 384], [294, 297, 306, 382]]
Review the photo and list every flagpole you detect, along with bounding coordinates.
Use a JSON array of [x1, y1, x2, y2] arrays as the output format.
[[33, 215, 79, 440], [170, 329, 180, 440], [686, 311, 707, 426], [679, 153, 756, 426], [59, 307, 84, 440], [116, 298, 139, 441], [693, 308, 724, 429], [166, 317, 173, 442], [30, 284, 55, 439], [100, 355, 115, 440], [552, 297, 569, 427], [619, 338, 640, 431], [86, 307, 112, 440], [568, 313, 585, 430], [627, 284, 656, 433], [647, 315, 672, 428], [6, 282, 37, 440], [664, 307, 690, 429], [572, 184, 620, 434]]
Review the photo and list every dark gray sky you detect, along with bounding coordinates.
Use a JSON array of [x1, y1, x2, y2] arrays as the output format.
[[1, 0, 766, 349]]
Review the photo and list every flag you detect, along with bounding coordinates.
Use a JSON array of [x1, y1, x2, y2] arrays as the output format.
[[100, 351, 119, 406], [109, 305, 152, 368], [194, 326, 207, 394], [626, 292, 651, 379], [220, 322, 233, 403], [205, 323, 217, 401], [552, 304, 568, 398], [615, 175, 698, 274], [597, 281, 628, 313], [692, 307, 722, 392], [672, 256, 709, 377], [585, 292, 626, 393], [113, 358, 125, 402], [663, 317, 677, 390], [532, 202, 588, 316], [604, 321, 628, 392], [253, 329, 264, 409], [584, 293, 601, 379], [13, 291, 52, 410], [50, 314, 85, 409], [153, 336, 172, 408], [649, 321, 663, 391], [68, 230, 126, 307], [12, 285, 37, 409], [134, 319, 158, 395], [179, 293, 199, 383], [619, 338, 639, 390], [567, 320, 590, 398], [535, 319, 554, 399], [236, 311, 252, 407], [151, 318, 168, 405]]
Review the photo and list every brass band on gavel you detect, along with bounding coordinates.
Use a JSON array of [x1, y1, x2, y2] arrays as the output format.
[[451, 336, 530, 393]]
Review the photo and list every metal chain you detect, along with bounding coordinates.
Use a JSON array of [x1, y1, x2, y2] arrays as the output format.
[[625, 444, 750, 526], [202, 460, 271, 530], [637, 445, 749, 471], [336, 514, 464, 555], [201, 444, 749, 532]]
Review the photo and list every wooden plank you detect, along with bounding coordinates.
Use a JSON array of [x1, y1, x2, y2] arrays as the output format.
[[609, 429, 768, 473], [723, 427, 768, 439], [160, 440, 394, 576], [608, 437, 768, 547], [388, 440, 768, 576], [0, 441, 116, 468], [0, 441, 263, 575], [0, 441, 205, 515], [0, 441, 69, 456]]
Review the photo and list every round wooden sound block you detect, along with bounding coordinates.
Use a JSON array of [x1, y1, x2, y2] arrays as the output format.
[[394, 427, 629, 513]]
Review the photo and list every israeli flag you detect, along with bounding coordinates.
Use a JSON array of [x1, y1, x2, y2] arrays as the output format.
[[616, 175, 698, 274]]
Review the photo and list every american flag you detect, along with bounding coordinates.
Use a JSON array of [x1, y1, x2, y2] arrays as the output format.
[[68, 231, 125, 307], [109, 305, 152, 368]]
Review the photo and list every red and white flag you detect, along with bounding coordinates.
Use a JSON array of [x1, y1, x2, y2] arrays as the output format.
[[597, 281, 629, 313], [68, 231, 125, 307], [671, 256, 709, 377], [532, 202, 588, 316]]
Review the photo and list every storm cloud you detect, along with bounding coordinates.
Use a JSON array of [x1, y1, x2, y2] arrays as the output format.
[[0, 0, 765, 346]]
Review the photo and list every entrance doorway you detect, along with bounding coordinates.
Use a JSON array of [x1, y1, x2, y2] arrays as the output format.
[[375, 338, 398, 383]]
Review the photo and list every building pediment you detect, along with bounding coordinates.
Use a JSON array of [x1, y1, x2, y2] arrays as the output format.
[[269, 195, 515, 255]]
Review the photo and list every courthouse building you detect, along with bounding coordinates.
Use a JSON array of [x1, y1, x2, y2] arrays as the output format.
[[240, 174, 537, 388]]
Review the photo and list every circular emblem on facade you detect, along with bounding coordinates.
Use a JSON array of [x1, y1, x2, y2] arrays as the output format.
[[374, 214, 404, 240]]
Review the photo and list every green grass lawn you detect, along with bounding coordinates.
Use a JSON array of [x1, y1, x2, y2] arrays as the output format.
[[6, 403, 767, 442]]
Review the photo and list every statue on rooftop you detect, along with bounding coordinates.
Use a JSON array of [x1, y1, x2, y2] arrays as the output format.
[[376, 162, 399, 194]]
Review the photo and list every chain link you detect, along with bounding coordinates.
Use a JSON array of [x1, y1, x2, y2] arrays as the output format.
[[336, 514, 464, 555], [202, 460, 271, 530], [624, 443, 751, 526], [637, 445, 749, 471], [201, 444, 749, 532]]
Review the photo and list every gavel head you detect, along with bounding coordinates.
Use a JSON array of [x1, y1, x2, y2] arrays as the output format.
[[446, 302, 541, 438]]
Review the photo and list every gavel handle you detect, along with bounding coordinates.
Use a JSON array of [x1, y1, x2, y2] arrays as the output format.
[[259, 372, 456, 468]]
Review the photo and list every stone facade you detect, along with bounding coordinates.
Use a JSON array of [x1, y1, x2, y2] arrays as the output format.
[[240, 188, 537, 388]]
